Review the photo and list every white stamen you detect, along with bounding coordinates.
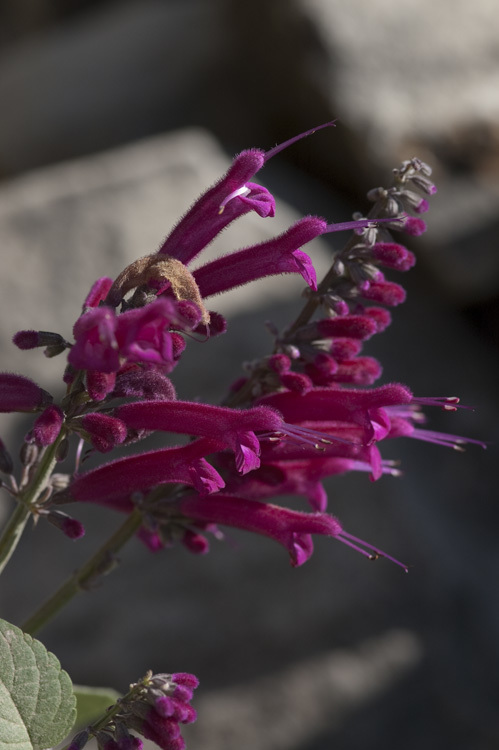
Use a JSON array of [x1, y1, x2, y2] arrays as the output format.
[[218, 185, 251, 214]]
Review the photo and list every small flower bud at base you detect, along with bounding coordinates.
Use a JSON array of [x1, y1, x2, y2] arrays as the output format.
[[46, 510, 85, 539]]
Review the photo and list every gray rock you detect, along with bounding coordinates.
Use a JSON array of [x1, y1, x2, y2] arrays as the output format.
[[0, 0, 234, 174]]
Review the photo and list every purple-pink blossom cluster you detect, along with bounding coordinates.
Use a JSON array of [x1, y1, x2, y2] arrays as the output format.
[[1, 123, 483, 579], [77, 672, 199, 750]]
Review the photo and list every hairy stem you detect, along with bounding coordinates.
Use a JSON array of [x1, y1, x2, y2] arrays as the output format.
[[22, 507, 143, 635], [0, 429, 67, 576]]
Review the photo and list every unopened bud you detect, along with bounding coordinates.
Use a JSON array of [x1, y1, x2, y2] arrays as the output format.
[[13, 330, 66, 351], [28, 405, 64, 446], [46, 510, 85, 540]]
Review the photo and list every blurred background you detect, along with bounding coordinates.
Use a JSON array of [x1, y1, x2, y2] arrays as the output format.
[[0, 1, 498, 748]]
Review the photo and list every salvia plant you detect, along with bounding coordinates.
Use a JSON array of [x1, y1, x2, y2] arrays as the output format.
[[0, 122, 484, 750]]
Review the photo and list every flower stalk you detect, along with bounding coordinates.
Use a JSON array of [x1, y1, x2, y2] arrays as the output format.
[[0, 427, 67, 575], [22, 506, 143, 635]]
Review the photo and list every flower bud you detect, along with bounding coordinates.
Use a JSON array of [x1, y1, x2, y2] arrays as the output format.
[[27, 405, 64, 446], [13, 330, 66, 350], [46, 510, 85, 540]]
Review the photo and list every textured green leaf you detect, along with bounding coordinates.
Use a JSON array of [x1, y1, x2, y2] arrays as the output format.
[[73, 686, 121, 728], [0, 619, 76, 750]]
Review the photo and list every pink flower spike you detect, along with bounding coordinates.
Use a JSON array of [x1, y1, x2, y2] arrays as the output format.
[[158, 150, 269, 265], [0, 373, 53, 413], [193, 217, 325, 297], [179, 493, 343, 567], [263, 120, 336, 162]]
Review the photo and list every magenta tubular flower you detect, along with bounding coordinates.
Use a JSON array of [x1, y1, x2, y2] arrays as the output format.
[[66, 439, 224, 510], [157, 122, 338, 267], [115, 401, 284, 474], [179, 493, 342, 566], [259, 383, 412, 445], [157, 150, 270, 265], [178, 493, 408, 570], [223, 453, 400, 511], [0, 373, 53, 413], [193, 217, 326, 296]]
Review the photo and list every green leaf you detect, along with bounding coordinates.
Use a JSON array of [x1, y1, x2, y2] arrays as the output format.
[[73, 686, 121, 729], [0, 618, 76, 750]]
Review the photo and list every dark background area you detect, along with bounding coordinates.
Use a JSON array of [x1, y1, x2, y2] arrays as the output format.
[[0, 1, 498, 749]]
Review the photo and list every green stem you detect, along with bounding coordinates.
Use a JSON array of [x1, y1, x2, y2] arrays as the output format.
[[22, 507, 143, 635], [0, 429, 66, 576]]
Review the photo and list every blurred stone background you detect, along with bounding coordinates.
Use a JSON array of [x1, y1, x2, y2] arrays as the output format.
[[0, 1, 498, 748]]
